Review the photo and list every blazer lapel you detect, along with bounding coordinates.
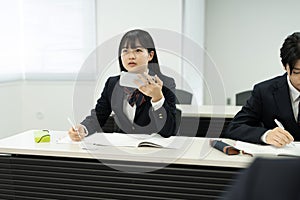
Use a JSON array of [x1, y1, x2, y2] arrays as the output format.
[[273, 74, 296, 124]]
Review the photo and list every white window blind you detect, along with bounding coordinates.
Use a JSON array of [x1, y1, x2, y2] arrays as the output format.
[[0, 0, 23, 81], [0, 0, 96, 81]]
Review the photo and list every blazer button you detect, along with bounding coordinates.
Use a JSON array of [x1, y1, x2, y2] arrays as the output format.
[[132, 126, 135, 130], [159, 113, 163, 119]]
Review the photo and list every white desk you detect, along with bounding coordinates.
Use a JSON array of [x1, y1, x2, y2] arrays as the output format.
[[0, 130, 252, 168], [0, 130, 252, 200]]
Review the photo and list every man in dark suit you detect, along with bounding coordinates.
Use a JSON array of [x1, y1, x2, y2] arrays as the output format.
[[221, 158, 300, 200], [224, 32, 300, 147]]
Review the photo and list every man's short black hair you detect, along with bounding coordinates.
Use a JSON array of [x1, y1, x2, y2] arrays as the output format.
[[280, 32, 300, 73]]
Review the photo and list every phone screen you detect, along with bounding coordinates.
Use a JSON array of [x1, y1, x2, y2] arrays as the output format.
[[119, 72, 144, 88]]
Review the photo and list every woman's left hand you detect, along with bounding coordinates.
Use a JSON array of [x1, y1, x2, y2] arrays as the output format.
[[136, 72, 163, 102]]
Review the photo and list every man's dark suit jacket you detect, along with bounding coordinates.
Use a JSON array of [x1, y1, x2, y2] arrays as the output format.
[[81, 74, 177, 137], [222, 158, 300, 200], [224, 73, 300, 144]]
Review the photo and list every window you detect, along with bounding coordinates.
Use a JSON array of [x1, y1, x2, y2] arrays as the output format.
[[0, 0, 96, 81]]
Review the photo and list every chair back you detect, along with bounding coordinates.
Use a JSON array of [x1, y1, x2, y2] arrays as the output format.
[[235, 90, 252, 106], [175, 89, 193, 104]]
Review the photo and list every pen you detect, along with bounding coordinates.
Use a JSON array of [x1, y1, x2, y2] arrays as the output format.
[[274, 119, 285, 129], [67, 117, 82, 140], [274, 119, 295, 147]]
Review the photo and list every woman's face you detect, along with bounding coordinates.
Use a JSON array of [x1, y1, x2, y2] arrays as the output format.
[[121, 40, 154, 73]]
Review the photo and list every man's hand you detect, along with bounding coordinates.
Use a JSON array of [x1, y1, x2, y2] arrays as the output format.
[[266, 127, 294, 147]]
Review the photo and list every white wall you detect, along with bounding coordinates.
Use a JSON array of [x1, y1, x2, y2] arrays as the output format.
[[96, 0, 183, 45], [0, 81, 77, 139], [0, 80, 100, 139], [205, 0, 300, 105], [21, 81, 76, 132], [0, 82, 22, 139]]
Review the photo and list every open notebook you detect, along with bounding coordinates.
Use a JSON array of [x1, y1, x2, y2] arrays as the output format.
[[82, 133, 181, 149], [235, 141, 300, 157]]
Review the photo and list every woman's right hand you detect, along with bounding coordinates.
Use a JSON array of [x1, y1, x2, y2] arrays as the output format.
[[68, 124, 86, 141], [137, 73, 164, 102]]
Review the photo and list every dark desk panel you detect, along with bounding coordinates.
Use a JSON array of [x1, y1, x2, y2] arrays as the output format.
[[178, 117, 232, 138], [0, 154, 241, 200]]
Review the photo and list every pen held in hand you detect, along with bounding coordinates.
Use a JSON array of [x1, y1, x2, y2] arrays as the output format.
[[274, 119, 295, 147], [274, 119, 284, 130], [67, 117, 82, 140]]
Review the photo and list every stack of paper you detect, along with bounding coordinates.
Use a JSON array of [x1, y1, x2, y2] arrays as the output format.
[[235, 141, 300, 157]]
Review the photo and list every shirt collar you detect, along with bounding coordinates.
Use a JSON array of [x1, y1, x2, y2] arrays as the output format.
[[287, 75, 300, 102]]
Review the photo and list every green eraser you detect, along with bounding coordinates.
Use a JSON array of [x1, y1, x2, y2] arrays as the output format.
[[34, 130, 50, 143]]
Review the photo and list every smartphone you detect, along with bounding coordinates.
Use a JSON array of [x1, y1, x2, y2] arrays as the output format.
[[119, 71, 144, 88]]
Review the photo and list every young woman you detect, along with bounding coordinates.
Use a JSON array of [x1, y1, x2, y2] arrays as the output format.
[[68, 29, 177, 141]]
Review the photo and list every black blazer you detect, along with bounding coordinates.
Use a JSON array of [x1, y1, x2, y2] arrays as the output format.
[[81, 74, 177, 137], [222, 158, 300, 200], [224, 73, 300, 144]]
